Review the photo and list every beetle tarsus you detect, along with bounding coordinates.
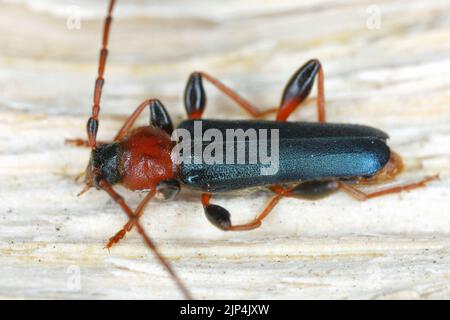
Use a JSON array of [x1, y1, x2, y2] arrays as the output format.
[[106, 228, 127, 249]]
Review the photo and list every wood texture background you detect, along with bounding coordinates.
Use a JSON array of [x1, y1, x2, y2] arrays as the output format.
[[0, 0, 449, 299]]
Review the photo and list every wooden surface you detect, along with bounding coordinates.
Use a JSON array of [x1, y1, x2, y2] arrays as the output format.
[[1, 0, 450, 299]]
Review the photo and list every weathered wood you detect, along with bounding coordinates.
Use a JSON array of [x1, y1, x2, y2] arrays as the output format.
[[0, 0, 449, 299]]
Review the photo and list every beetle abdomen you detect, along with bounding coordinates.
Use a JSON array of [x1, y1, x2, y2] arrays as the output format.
[[176, 120, 391, 192]]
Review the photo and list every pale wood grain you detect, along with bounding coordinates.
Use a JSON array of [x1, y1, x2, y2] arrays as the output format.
[[0, 0, 449, 299]]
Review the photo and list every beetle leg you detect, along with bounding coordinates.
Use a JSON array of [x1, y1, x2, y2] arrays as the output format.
[[98, 179, 192, 299], [202, 181, 341, 232], [276, 59, 325, 122], [114, 98, 172, 141], [105, 180, 180, 249], [184, 71, 277, 119], [105, 188, 156, 249], [338, 175, 439, 201], [201, 192, 284, 231], [272, 180, 340, 200], [113, 99, 148, 140], [201, 183, 311, 232]]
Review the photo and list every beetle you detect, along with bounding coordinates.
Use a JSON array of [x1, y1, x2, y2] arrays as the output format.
[[66, 0, 438, 299]]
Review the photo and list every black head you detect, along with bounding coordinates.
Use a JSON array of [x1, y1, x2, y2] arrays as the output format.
[[84, 143, 122, 191]]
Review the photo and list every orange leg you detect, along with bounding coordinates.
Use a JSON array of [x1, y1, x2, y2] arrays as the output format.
[[185, 60, 325, 122], [106, 180, 179, 249], [339, 175, 439, 201], [218, 180, 342, 231], [184, 71, 277, 119], [105, 189, 156, 249], [98, 179, 192, 299], [227, 195, 283, 231], [201, 185, 295, 231], [200, 71, 279, 118], [113, 98, 162, 141]]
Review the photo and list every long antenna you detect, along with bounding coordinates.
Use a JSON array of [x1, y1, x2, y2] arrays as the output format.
[[87, 0, 193, 299], [86, 0, 116, 148]]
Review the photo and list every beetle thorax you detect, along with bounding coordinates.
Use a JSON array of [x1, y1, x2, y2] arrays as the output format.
[[119, 126, 176, 191]]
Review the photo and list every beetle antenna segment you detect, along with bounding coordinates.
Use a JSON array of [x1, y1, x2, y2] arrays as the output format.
[[86, 0, 116, 149]]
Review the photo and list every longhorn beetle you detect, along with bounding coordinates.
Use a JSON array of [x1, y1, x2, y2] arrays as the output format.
[[67, 0, 438, 299]]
